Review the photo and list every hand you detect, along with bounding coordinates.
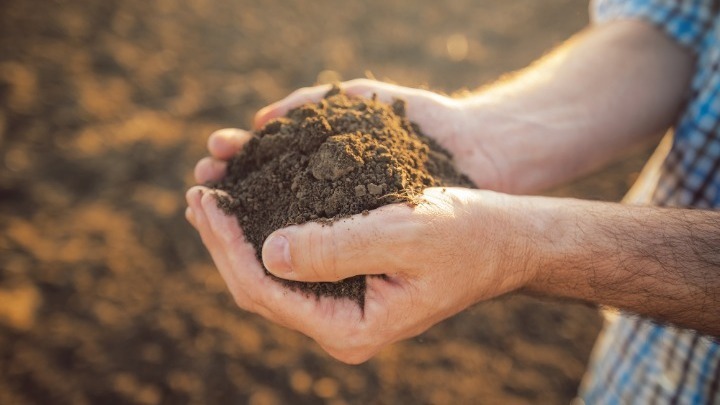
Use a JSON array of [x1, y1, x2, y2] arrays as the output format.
[[187, 80, 529, 363], [187, 183, 534, 364]]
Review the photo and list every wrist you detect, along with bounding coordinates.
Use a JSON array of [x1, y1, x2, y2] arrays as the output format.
[[458, 79, 605, 194], [519, 196, 589, 298], [460, 92, 562, 194], [464, 191, 546, 300], [490, 194, 587, 295], [438, 97, 507, 192]]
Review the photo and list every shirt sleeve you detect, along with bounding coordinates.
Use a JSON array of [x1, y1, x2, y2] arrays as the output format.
[[591, 0, 717, 54]]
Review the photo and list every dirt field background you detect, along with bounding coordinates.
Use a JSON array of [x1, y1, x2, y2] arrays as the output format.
[[0, 0, 654, 403]]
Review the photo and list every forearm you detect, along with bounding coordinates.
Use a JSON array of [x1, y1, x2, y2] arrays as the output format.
[[459, 20, 694, 193], [520, 197, 720, 336]]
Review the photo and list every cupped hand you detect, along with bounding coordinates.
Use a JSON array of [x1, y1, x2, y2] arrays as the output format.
[[187, 182, 533, 364], [186, 80, 524, 363]]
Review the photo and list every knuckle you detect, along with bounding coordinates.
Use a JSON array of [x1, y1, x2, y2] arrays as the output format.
[[186, 186, 204, 206], [294, 86, 318, 100], [348, 78, 374, 87], [293, 225, 337, 281], [193, 160, 205, 181], [200, 189, 216, 207], [305, 225, 340, 281], [290, 87, 308, 98], [244, 285, 273, 318], [324, 325, 380, 363], [345, 79, 373, 95], [323, 225, 342, 281], [231, 291, 252, 311], [288, 86, 310, 97]]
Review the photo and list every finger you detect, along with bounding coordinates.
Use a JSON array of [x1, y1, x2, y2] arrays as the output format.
[[198, 189, 304, 317], [208, 128, 253, 160], [188, 187, 258, 311], [253, 80, 394, 129], [200, 192, 333, 326], [342, 80, 461, 150], [185, 187, 205, 222], [261, 203, 416, 282], [342, 78, 417, 102], [186, 187, 221, 247], [187, 187, 238, 294], [185, 206, 197, 228], [200, 191, 392, 360], [342, 78, 458, 116], [194, 157, 227, 184], [193, 187, 371, 347], [253, 84, 334, 129], [200, 189, 256, 262]]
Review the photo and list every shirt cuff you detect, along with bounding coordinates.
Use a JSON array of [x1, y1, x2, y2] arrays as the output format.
[[591, 0, 714, 54]]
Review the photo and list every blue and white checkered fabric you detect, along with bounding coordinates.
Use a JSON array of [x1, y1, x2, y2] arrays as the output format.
[[580, 1, 720, 403]]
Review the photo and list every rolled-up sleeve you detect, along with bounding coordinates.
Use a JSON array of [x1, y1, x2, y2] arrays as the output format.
[[591, 0, 717, 54]]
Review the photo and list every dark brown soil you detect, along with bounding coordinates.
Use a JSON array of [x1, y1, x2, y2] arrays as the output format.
[[212, 86, 473, 305]]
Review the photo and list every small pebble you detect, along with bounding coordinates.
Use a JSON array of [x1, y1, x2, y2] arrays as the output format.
[[354, 185, 367, 197], [367, 183, 383, 195]]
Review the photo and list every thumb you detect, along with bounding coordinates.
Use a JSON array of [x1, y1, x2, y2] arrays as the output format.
[[261, 206, 413, 282]]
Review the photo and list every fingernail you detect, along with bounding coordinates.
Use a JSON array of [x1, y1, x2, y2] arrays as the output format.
[[264, 234, 292, 274]]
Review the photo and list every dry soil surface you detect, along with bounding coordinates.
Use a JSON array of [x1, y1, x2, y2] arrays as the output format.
[[0, 0, 653, 403]]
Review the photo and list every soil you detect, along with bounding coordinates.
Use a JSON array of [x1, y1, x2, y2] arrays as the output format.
[[212, 86, 472, 305], [0, 0, 657, 403]]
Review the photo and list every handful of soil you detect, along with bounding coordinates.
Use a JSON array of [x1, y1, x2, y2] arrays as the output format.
[[212, 85, 473, 307]]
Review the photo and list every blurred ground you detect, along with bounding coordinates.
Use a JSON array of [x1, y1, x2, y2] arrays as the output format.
[[0, 0, 654, 403]]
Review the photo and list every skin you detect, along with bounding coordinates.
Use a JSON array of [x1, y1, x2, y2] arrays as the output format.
[[186, 20, 720, 363]]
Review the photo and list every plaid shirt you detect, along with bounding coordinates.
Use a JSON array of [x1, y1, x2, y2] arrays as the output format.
[[580, 0, 720, 403]]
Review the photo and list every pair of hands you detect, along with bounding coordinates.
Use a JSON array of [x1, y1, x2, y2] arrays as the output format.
[[186, 79, 534, 363]]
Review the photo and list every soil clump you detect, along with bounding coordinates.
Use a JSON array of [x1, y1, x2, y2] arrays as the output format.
[[212, 86, 473, 306]]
